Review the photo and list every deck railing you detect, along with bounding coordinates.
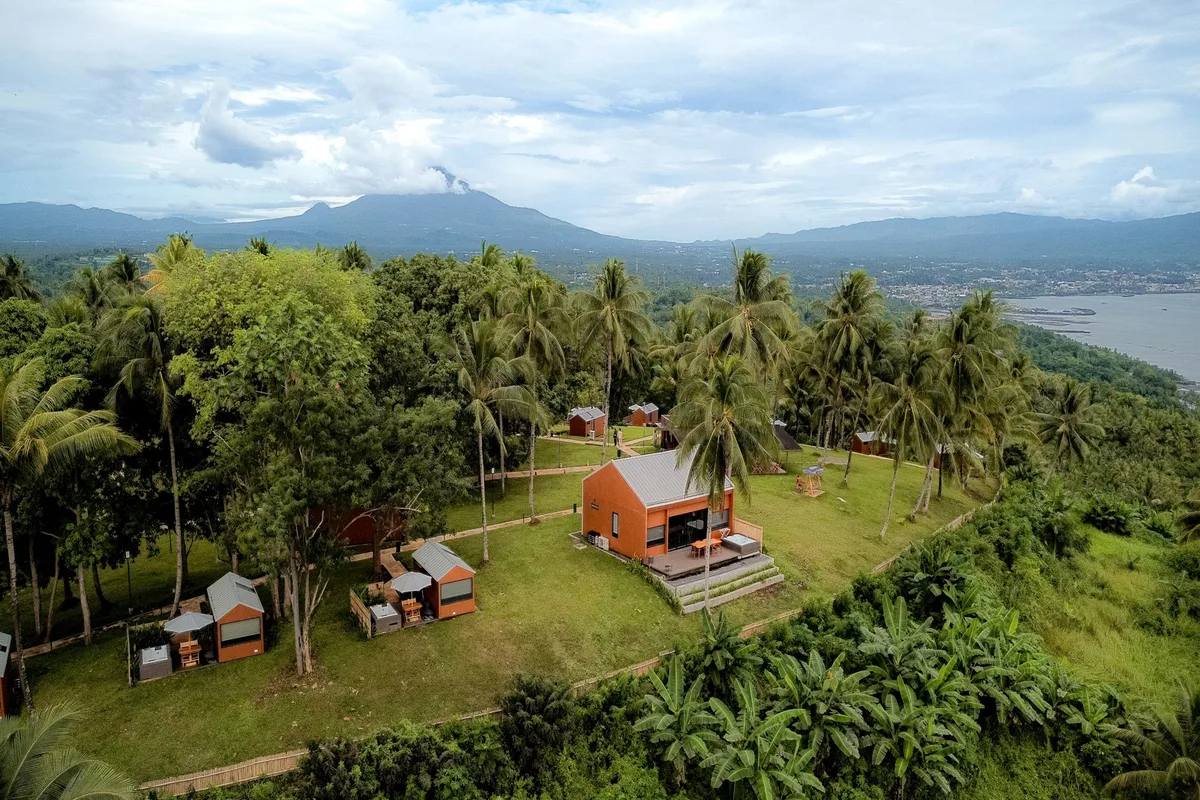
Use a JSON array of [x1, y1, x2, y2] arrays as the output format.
[[732, 517, 764, 542]]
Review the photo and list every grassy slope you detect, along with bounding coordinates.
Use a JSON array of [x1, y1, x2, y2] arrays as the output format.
[[1032, 529, 1200, 711], [27, 451, 984, 780]]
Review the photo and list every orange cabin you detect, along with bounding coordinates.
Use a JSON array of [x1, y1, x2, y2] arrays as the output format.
[[568, 407, 606, 438], [0, 632, 15, 718], [412, 541, 477, 620], [851, 431, 893, 457], [628, 403, 660, 427], [581, 450, 734, 563], [207, 573, 266, 663]]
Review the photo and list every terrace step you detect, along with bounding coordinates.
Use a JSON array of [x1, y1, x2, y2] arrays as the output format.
[[680, 573, 786, 615], [676, 564, 781, 605], [665, 554, 776, 597]]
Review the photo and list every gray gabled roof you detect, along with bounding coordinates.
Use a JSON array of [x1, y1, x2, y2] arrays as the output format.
[[855, 431, 895, 445], [610, 450, 732, 508], [570, 406, 605, 422], [628, 403, 658, 414], [207, 572, 264, 621], [772, 421, 801, 451], [0, 631, 10, 674], [413, 540, 475, 581]]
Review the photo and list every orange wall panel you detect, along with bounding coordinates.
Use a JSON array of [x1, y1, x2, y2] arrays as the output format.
[[215, 604, 265, 663]]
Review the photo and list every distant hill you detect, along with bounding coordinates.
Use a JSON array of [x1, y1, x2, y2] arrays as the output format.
[[2, 194, 1198, 283]]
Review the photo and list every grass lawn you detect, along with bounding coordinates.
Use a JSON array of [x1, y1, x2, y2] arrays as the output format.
[[25, 450, 987, 781], [1032, 530, 1200, 711], [515, 438, 611, 470], [442, 472, 586, 532]]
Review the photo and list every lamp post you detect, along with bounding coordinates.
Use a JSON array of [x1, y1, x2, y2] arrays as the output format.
[[125, 550, 133, 614]]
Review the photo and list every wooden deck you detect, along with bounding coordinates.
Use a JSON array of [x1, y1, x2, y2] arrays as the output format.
[[643, 546, 743, 579]]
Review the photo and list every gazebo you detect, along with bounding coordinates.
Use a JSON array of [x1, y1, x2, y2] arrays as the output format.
[[798, 466, 825, 497]]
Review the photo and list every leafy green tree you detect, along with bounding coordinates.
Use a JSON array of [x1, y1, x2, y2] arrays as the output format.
[[0, 359, 134, 707], [0, 299, 47, 359], [1035, 378, 1105, 467], [499, 675, 574, 787], [577, 259, 651, 463], [699, 248, 794, 374], [0, 702, 136, 799], [634, 656, 720, 786], [95, 295, 187, 616], [672, 355, 775, 605], [1106, 684, 1200, 800], [870, 337, 945, 537], [704, 680, 824, 800], [448, 317, 535, 563], [0, 254, 42, 302], [338, 240, 373, 271]]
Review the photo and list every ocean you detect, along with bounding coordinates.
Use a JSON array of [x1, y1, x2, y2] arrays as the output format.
[[1006, 293, 1200, 382]]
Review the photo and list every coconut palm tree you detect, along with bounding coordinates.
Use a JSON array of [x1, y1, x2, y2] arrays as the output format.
[[577, 259, 652, 463], [634, 656, 720, 787], [870, 338, 945, 538], [1180, 489, 1200, 544], [1035, 379, 1105, 467], [449, 317, 535, 563], [0, 254, 42, 302], [503, 276, 566, 520], [816, 270, 885, 451], [699, 248, 794, 375], [247, 237, 270, 255], [0, 702, 136, 799], [338, 240, 372, 271], [101, 252, 144, 294], [672, 355, 775, 607], [95, 295, 187, 617], [146, 234, 201, 294], [1106, 684, 1200, 800], [65, 267, 112, 323], [478, 240, 505, 269], [0, 359, 135, 708]]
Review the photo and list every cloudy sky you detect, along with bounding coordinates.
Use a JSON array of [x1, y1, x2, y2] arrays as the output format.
[[2, 0, 1198, 241]]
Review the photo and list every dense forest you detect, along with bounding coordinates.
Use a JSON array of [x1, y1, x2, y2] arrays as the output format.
[[0, 238, 1197, 800]]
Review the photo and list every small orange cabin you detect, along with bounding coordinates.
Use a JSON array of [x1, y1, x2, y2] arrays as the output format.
[[207, 573, 266, 663], [628, 403, 660, 427], [413, 541, 477, 620], [851, 431, 893, 457], [568, 407, 606, 438], [0, 632, 15, 718], [582, 450, 734, 562]]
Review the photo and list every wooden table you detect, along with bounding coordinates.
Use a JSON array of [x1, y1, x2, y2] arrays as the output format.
[[401, 598, 422, 624], [690, 539, 718, 558], [179, 640, 201, 669]]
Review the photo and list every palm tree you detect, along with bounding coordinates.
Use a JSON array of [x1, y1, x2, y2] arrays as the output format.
[[699, 248, 794, 373], [503, 276, 566, 520], [577, 259, 652, 464], [870, 338, 944, 538], [146, 234, 201, 294], [449, 318, 535, 563], [65, 267, 112, 322], [1106, 684, 1200, 799], [0, 254, 42, 302], [101, 252, 144, 294], [95, 295, 187, 617], [634, 656, 720, 786], [1035, 379, 1105, 467], [478, 240, 505, 268], [672, 355, 775, 606], [0, 359, 135, 708], [0, 703, 136, 799], [247, 237, 271, 255], [338, 241, 372, 271]]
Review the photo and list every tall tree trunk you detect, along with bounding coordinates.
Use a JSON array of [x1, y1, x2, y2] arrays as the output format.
[[28, 536, 41, 638], [302, 568, 314, 674], [499, 411, 506, 495], [270, 575, 280, 620], [528, 420, 537, 521], [231, 550, 239, 576], [167, 424, 184, 618], [841, 406, 864, 487], [703, 519, 712, 609], [478, 428, 490, 563], [286, 562, 304, 676], [43, 554, 59, 644], [937, 448, 944, 499], [881, 459, 900, 539], [77, 568, 91, 646], [91, 563, 110, 610], [3, 493, 33, 709], [62, 556, 73, 602], [601, 342, 612, 463]]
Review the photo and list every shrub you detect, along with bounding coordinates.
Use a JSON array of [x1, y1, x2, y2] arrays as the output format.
[[1141, 510, 1176, 540], [1162, 542, 1200, 581], [499, 675, 575, 786], [1082, 495, 1138, 537]]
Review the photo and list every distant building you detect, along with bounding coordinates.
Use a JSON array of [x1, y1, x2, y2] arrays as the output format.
[[568, 406, 606, 438], [628, 403, 660, 426], [851, 431, 894, 457], [772, 420, 801, 451]]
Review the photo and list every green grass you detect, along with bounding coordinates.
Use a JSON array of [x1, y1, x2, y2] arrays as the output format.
[[24, 450, 987, 780], [514, 439, 611, 470], [1032, 530, 1200, 711], [442, 473, 585, 532]]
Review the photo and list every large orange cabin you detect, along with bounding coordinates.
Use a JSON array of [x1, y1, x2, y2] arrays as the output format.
[[582, 450, 734, 563]]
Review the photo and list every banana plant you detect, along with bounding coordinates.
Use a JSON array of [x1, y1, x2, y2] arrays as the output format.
[[633, 656, 720, 786], [765, 650, 879, 762]]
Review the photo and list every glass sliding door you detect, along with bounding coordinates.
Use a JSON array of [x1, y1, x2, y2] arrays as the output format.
[[666, 508, 709, 551]]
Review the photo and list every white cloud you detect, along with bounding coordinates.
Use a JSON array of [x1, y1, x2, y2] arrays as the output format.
[[337, 54, 439, 114], [193, 84, 300, 167]]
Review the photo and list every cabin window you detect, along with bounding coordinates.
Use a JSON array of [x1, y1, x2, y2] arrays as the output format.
[[219, 618, 261, 647], [441, 578, 474, 604], [646, 525, 665, 548], [709, 509, 730, 530], [611, 512, 619, 538]]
